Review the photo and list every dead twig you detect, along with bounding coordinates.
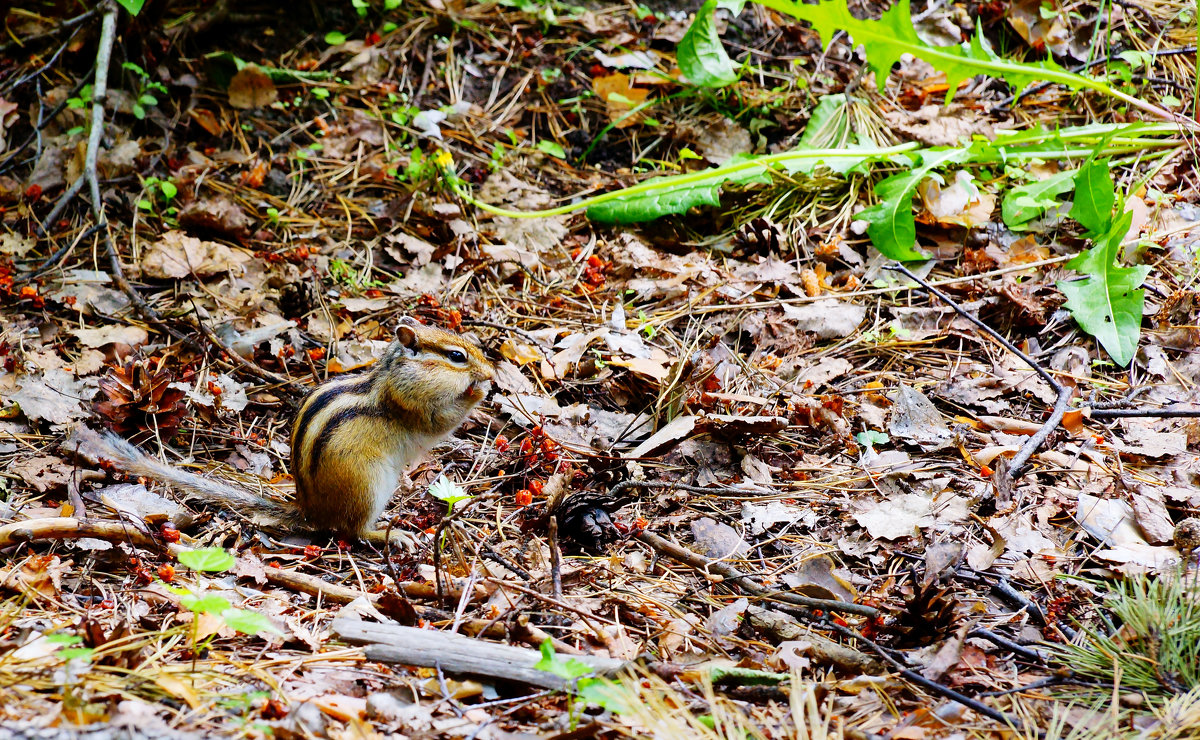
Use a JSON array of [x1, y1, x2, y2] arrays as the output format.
[[1091, 406, 1200, 418], [819, 617, 1037, 736], [884, 263, 1072, 484], [181, 309, 302, 392], [635, 529, 879, 618]]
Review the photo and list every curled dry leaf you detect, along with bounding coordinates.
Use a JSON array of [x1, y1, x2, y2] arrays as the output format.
[[227, 64, 278, 109]]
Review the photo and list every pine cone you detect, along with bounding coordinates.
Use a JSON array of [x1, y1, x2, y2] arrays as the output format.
[[732, 217, 781, 256], [94, 357, 188, 437], [890, 579, 958, 648]]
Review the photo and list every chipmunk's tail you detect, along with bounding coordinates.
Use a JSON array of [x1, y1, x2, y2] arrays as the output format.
[[74, 427, 306, 529]]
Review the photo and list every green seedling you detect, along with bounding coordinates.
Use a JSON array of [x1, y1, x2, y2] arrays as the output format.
[[121, 62, 168, 120], [173, 547, 281, 672]]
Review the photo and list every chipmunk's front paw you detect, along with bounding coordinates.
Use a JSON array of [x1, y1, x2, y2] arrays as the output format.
[[362, 527, 421, 554]]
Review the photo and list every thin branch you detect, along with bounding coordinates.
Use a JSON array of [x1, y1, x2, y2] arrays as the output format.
[[635, 529, 879, 618], [0, 6, 100, 54], [884, 263, 1070, 482], [1092, 406, 1200, 418]]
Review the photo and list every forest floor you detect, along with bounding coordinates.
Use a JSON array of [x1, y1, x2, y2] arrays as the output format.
[[1, 0, 1199, 738]]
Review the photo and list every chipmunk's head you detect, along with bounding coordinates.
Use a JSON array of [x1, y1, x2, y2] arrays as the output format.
[[378, 317, 494, 434]]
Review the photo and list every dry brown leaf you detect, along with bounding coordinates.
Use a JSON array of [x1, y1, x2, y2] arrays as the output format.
[[228, 65, 278, 109], [593, 73, 650, 128], [141, 230, 252, 278]]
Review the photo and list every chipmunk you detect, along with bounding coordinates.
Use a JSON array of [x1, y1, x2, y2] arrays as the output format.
[[78, 318, 494, 545]]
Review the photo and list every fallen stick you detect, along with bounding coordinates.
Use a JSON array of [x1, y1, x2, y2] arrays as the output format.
[[262, 567, 488, 606], [331, 617, 627, 690], [0, 516, 183, 554]]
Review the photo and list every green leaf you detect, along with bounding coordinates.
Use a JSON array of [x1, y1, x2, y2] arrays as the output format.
[[797, 94, 849, 149], [159, 181, 178, 200], [536, 140, 566, 158], [585, 145, 911, 224], [534, 641, 595, 680], [46, 633, 83, 645], [576, 677, 634, 713], [1001, 169, 1077, 230], [180, 593, 232, 614], [58, 647, 96, 660], [177, 547, 235, 572], [115, 0, 147, 16], [855, 430, 888, 446], [708, 665, 787, 685], [588, 155, 770, 223], [428, 475, 471, 511], [1057, 211, 1147, 367], [856, 147, 970, 261], [222, 609, 283, 636], [385, 0, 402, 8], [677, 0, 738, 88], [758, 0, 1121, 104], [325, 31, 348, 45], [139, 93, 158, 106], [1070, 159, 1116, 235]]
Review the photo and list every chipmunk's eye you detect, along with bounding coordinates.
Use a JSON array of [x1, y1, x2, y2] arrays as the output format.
[[446, 349, 467, 364]]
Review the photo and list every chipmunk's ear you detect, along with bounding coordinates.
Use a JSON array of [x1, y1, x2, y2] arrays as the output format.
[[396, 322, 419, 350]]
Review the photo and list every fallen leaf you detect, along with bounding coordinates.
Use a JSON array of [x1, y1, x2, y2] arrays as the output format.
[[781, 299, 867, 339], [593, 73, 650, 128], [228, 65, 278, 109], [691, 517, 750, 559], [855, 493, 935, 540], [69, 325, 149, 349], [142, 230, 252, 279]]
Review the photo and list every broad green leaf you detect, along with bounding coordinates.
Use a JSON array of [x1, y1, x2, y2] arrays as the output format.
[[1070, 159, 1116, 235], [856, 148, 970, 261], [325, 31, 348, 45], [222, 609, 283, 636], [177, 547, 235, 572], [1057, 211, 1148, 367], [588, 161, 768, 223], [115, 0, 147, 16], [180, 593, 232, 614], [1000, 169, 1077, 230], [678, 0, 738, 88], [716, 0, 747, 12], [586, 146, 909, 224], [758, 0, 1124, 105]]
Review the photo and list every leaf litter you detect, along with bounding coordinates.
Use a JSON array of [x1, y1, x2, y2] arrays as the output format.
[[0, 0, 1197, 738]]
